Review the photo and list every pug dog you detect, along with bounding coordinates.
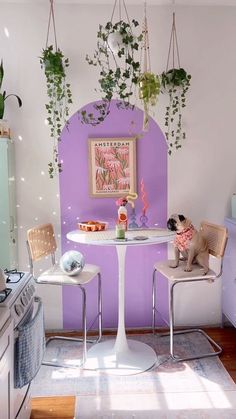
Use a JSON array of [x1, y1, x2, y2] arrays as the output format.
[[167, 214, 209, 274]]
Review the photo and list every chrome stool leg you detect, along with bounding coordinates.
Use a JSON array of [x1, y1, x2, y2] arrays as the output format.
[[98, 273, 102, 341], [81, 286, 87, 365], [43, 276, 103, 369], [152, 268, 157, 333], [168, 281, 222, 362]]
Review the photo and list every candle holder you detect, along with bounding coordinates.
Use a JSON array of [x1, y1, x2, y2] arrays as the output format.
[[128, 207, 139, 229], [140, 212, 149, 229]]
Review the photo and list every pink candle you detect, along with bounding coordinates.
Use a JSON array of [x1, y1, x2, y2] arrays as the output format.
[[140, 179, 149, 215]]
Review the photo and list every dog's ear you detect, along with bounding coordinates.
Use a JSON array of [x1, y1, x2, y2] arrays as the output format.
[[178, 214, 186, 222]]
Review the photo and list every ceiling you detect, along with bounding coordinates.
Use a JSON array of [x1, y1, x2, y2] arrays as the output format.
[[1, 0, 236, 5]]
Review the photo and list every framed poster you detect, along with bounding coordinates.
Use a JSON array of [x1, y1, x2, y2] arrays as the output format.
[[88, 137, 136, 197]]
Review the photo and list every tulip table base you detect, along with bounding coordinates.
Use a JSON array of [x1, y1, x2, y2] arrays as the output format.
[[66, 229, 174, 376], [84, 338, 157, 375]]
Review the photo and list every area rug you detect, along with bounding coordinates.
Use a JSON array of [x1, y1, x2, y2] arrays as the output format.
[[31, 333, 236, 418]]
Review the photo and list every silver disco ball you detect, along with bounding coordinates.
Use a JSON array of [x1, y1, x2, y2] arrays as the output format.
[[60, 250, 85, 276]]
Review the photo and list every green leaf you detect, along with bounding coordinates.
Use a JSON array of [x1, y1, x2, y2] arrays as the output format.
[[0, 94, 4, 119], [0, 60, 3, 91]]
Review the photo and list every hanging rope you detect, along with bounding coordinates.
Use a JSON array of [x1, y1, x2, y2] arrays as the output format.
[[111, 0, 118, 22], [166, 12, 181, 71], [45, 0, 58, 50], [122, 0, 131, 27], [141, 1, 151, 73], [110, 0, 131, 25]]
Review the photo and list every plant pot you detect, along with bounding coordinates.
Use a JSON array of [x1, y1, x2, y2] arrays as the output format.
[[44, 57, 64, 75], [107, 31, 124, 55], [0, 119, 10, 138]]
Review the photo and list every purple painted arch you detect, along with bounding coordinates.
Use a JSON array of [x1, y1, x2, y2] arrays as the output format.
[[59, 100, 168, 329]]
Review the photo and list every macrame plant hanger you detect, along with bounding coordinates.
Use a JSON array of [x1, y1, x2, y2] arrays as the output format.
[[166, 11, 181, 72], [110, 0, 131, 25], [139, 1, 160, 131], [141, 2, 151, 75], [46, 0, 60, 176], [46, 0, 58, 52], [162, 4, 191, 154]]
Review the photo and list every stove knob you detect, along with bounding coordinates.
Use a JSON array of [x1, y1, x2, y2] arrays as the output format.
[[30, 284, 35, 293], [21, 295, 28, 306], [15, 304, 23, 316], [28, 287, 33, 297], [26, 290, 31, 300]]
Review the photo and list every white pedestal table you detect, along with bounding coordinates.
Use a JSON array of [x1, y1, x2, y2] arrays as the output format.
[[67, 228, 174, 375]]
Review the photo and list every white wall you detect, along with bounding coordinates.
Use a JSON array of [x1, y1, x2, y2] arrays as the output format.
[[1, 2, 235, 328]]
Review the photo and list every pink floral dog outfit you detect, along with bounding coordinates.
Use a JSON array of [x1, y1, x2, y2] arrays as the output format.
[[174, 224, 195, 252]]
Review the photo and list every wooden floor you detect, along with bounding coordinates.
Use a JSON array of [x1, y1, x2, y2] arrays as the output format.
[[31, 327, 236, 418]]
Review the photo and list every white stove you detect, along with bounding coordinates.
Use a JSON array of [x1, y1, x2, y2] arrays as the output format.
[[0, 270, 36, 328], [0, 270, 40, 419]]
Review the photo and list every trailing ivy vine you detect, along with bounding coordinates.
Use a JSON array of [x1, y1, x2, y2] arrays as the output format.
[[161, 12, 191, 155], [161, 68, 191, 154], [80, 18, 142, 125], [40, 46, 72, 178]]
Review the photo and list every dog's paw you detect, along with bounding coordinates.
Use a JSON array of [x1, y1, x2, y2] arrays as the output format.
[[169, 260, 179, 268], [184, 267, 192, 272]]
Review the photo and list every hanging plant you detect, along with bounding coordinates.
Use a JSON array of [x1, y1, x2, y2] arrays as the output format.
[[138, 3, 160, 130], [161, 68, 191, 154], [139, 72, 160, 130], [40, 0, 72, 178], [161, 13, 191, 155], [80, 1, 142, 125]]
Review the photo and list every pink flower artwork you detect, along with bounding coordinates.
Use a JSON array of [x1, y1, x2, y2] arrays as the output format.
[[89, 138, 136, 197]]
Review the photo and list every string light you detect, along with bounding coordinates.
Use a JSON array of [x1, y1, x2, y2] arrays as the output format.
[[41, 171, 45, 176], [18, 135, 23, 141], [20, 177, 25, 182], [38, 196, 43, 200], [4, 27, 9, 38]]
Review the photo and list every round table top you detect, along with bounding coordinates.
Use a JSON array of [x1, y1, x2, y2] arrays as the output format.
[[67, 228, 174, 246]]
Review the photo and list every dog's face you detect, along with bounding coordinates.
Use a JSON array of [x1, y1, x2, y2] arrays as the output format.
[[167, 214, 188, 232]]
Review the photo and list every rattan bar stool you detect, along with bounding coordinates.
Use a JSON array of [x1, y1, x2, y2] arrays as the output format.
[[152, 221, 228, 362], [26, 223, 102, 368]]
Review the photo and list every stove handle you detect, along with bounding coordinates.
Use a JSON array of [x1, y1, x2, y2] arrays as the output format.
[[14, 296, 41, 338], [14, 296, 45, 389]]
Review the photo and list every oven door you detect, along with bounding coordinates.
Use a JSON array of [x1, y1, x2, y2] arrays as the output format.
[[14, 296, 45, 419]]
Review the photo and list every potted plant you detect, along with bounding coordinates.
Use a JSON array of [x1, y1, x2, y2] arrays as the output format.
[[138, 72, 160, 130], [161, 67, 191, 154], [40, 45, 72, 178], [138, 4, 160, 131], [161, 13, 191, 155], [0, 60, 22, 137], [81, 18, 142, 125]]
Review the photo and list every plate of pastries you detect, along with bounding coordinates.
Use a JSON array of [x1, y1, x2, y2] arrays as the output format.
[[78, 220, 108, 232]]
